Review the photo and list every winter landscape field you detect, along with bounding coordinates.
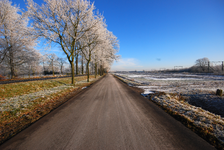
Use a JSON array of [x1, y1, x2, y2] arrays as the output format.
[[114, 72, 224, 146], [114, 72, 224, 116]]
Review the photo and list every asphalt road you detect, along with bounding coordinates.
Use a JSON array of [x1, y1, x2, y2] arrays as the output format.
[[0, 74, 215, 150]]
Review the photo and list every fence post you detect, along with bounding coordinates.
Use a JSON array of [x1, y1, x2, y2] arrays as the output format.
[[208, 61, 210, 73], [222, 61, 224, 72]]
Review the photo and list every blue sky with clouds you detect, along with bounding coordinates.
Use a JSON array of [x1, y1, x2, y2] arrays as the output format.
[[13, 0, 224, 71]]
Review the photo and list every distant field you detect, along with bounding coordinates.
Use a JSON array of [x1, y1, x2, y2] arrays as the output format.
[[114, 72, 224, 116]]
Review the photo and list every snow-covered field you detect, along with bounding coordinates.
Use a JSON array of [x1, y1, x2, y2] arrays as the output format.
[[115, 72, 224, 93], [114, 72, 224, 145], [115, 72, 224, 116]]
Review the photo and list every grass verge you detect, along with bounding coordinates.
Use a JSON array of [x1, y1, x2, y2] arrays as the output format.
[[0, 76, 88, 98], [148, 92, 224, 150], [0, 75, 104, 145]]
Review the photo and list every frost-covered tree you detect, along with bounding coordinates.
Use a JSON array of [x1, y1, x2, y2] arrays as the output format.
[[96, 30, 119, 76], [80, 52, 85, 74], [27, 0, 99, 84], [57, 57, 67, 74], [0, 0, 37, 78], [40, 54, 48, 73], [80, 15, 119, 81], [80, 15, 106, 81], [45, 53, 58, 76], [22, 50, 42, 77], [195, 57, 210, 72]]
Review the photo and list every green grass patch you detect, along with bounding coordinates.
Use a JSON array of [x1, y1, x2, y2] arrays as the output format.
[[0, 75, 96, 99], [0, 75, 102, 144]]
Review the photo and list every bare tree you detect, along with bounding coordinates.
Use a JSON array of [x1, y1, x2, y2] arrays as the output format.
[[40, 54, 48, 73], [80, 15, 106, 82], [195, 57, 210, 72], [94, 30, 119, 76], [80, 53, 85, 74], [24, 51, 42, 77], [57, 57, 67, 74], [0, 0, 37, 78], [27, 0, 99, 84], [45, 53, 58, 76]]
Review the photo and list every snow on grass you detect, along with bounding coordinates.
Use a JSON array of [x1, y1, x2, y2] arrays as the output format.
[[115, 73, 224, 94], [0, 85, 75, 112], [0, 75, 102, 145], [0, 76, 99, 113], [76, 78, 95, 84], [151, 93, 224, 143], [114, 73, 224, 146]]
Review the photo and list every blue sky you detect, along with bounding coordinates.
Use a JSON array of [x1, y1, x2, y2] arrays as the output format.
[[13, 0, 224, 71]]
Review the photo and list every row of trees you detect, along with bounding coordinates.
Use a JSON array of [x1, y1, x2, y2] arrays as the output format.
[[0, 0, 119, 83], [0, 51, 68, 78], [27, 0, 119, 83]]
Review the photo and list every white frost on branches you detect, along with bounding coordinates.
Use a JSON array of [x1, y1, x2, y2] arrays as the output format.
[[0, 0, 38, 78], [27, 0, 119, 83]]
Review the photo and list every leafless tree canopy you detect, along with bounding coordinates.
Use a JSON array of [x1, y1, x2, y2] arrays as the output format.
[[0, 0, 38, 78], [27, 0, 119, 83], [195, 57, 210, 72], [0, 0, 119, 80]]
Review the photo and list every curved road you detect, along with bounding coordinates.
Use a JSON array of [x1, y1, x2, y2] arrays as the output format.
[[0, 74, 215, 150]]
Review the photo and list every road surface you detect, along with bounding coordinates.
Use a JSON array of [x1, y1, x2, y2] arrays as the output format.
[[0, 74, 215, 150]]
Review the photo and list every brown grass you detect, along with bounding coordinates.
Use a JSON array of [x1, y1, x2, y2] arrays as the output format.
[[0, 76, 95, 99], [0, 75, 103, 145]]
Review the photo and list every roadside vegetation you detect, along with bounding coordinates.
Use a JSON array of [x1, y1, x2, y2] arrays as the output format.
[[0, 76, 87, 98], [0, 75, 102, 144]]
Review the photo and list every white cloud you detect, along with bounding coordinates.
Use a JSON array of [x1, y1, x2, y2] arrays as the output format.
[[110, 58, 143, 71]]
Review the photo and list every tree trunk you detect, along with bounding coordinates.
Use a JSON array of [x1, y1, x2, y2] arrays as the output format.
[[92, 62, 94, 75], [32, 67, 35, 76], [9, 51, 15, 79], [95, 62, 97, 78], [100, 65, 103, 76], [61, 65, 63, 74], [52, 62, 54, 76], [87, 61, 90, 82], [102, 62, 105, 75], [70, 61, 75, 84], [28, 67, 30, 78], [75, 53, 79, 75], [81, 55, 84, 74], [43, 62, 45, 73]]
